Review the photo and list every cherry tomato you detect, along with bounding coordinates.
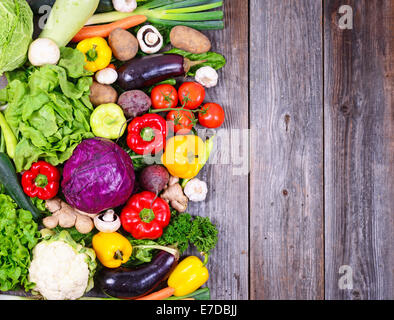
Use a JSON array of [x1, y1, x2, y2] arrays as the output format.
[[151, 84, 178, 110], [198, 103, 225, 129], [178, 82, 205, 110], [166, 110, 195, 134]]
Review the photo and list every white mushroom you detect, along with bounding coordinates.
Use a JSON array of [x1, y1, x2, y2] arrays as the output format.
[[112, 0, 137, 13], [28, 38, 60, 67], [195, 66, 219, 88], [137, 25, 163, 54], [94, 209, 121, 233], [184, 178, 208, 202], [95, 68, 118, 85]]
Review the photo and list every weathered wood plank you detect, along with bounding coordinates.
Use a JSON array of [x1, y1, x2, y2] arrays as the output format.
[[187, 0, 250, 300], [249, 0, 324, 299], [324, 0, 394, 300]]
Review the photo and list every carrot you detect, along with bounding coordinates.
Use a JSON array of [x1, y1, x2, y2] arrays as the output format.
[[107, 64, 116, 70], [71, 15, 147, 43], [136, 287, 175, 300]]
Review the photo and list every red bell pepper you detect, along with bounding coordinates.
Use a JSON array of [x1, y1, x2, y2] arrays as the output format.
[[21, 161, 60, 200], [127, 114, 167, 155], [120, 191, 171, 240]]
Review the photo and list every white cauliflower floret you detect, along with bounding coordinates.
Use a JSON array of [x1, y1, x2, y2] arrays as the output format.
[[184, 178, 208, 202], [195, 66, 219, 88], [29, 240, 90, 300]]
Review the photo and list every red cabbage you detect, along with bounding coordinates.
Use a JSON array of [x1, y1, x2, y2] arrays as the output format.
[[61, 138, 135, 214]]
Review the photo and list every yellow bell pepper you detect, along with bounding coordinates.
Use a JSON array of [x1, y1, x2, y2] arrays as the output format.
[[92, 232, 132, 268], [76, 37, 112, 72], [161, 135, 206, 179], [168, 256, 209, 297]]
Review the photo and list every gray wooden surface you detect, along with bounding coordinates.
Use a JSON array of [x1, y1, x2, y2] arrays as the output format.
[[249, 0, 324, 300], [1, 0, 393, 300], [323, 0, 394, 300]]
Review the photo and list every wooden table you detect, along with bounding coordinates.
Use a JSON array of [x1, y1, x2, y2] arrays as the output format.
[[2, 0, 392, 301], [198, 0, 392, 300]]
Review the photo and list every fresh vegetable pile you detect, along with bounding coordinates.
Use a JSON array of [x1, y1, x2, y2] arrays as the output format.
[[0, 0, 226, 301]]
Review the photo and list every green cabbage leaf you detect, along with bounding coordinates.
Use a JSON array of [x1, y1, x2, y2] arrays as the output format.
[[0, 0, 33, 76]]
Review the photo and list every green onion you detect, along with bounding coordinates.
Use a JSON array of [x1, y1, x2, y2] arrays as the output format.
[[85, 0, 224, 30]]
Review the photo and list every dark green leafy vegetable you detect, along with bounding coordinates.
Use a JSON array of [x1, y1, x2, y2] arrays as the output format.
[[165, 48, 226, 76], [0, 193, 40, 292]]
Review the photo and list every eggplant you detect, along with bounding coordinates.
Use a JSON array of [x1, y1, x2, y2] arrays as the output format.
[[117, 54, 205, 90], [98, 251, 178, 299]]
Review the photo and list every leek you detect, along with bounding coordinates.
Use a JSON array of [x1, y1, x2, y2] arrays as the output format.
[[86, 0, 224, 30]]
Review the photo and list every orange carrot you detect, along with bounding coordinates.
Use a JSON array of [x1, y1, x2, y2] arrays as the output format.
[[71, 15, 147, 42], [107, 64, 116, 70], [136, 287, 175, 300]]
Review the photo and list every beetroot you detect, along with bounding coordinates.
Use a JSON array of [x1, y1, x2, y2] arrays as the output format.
[[139, 165, 169, 194], [117, 90, 151, 119]]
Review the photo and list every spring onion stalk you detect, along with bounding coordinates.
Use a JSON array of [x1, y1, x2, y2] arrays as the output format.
[[85, 0, 224, 30]]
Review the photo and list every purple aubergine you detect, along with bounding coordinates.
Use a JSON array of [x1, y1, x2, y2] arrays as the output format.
[[98, 251, 178, 299], [117, 54, 205, 90]]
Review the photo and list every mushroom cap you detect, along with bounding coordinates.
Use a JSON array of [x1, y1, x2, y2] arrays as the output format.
[[137, 25, 163, 54]]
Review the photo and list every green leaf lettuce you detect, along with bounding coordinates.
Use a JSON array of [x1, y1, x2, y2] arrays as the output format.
[[0, 47, 95, 171]]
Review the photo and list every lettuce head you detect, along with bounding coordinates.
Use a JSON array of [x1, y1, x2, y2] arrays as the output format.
[[0, 0, 34, 76]]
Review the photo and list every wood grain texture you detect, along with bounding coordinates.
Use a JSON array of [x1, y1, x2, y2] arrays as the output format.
[[324, 0, 394, 300], [186, 0, 250, 300], [249, 0, 324, 299]]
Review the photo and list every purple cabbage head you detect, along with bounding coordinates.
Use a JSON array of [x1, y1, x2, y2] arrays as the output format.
[[61, 138, 135, 214]]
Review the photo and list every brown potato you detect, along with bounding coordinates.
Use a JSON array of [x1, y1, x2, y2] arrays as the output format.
[[89, 81, 118, 107], [108, 28, 139, 61], [170, 26, 211, 54]]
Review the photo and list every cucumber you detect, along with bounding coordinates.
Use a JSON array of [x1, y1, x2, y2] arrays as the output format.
[[0, 153, 41, 221]]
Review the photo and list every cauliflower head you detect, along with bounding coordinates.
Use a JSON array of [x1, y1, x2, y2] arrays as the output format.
[[28, 230, 97, 300]]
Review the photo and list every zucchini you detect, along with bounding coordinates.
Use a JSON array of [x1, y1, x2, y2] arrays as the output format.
[[96, 0, 115, 13], [0, 153, 41, 220]]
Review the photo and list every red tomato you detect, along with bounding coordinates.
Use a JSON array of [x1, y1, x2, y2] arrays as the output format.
[[151, 84, 178, 110], [166, 110, 195, 134], [178, 82, 205, 110], [198, 103, 225, 128]]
